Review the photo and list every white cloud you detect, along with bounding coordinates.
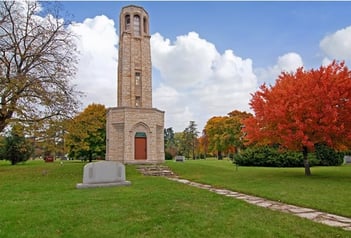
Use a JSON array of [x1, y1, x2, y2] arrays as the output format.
[[151, 32, 257, 132], [255, 52, 303, 85], [69, 17, 258, 132], [320, 25, 351, 64], [68, 15, 307, 132], [276, 53, 304, 72], [153, 84, 194, 131], [68, 15, 118, 108], [151, 32, 218, 90], [322, 57, 333, 67]]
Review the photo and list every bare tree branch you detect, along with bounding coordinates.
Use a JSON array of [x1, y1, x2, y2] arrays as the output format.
[[0, 1, 81, 132]]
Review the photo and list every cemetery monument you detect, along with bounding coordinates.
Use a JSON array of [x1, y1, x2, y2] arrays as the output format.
[[106, 5, 165, 164]]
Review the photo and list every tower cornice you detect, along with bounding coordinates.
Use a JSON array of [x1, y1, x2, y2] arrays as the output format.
[[121, 5, 149, 16]]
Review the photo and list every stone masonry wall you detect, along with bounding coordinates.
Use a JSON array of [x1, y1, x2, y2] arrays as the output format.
[[107, 5, 164, 164], [106, 107, 164, 164]]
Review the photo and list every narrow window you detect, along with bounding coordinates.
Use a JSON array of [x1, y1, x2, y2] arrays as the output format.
[[143, 17, 148, 34], [125, 14, 130, 30], [133, 15, 140, 36], [135, 72, 141, 86], [135, 96, 141, 107]]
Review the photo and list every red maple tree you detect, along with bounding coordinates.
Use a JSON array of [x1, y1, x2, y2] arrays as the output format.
[[244, 61, 351, 175]]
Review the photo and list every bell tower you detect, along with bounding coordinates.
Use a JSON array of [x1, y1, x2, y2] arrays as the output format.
[[117, 5, 152, 108], [106, 5, 165, 164]]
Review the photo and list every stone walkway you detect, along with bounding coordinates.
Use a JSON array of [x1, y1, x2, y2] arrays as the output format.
[[138, 165, 351, 231], [168, 177, 351, 231]]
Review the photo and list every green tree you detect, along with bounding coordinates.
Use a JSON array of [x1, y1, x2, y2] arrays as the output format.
[[164, 127, 177, 159], [225, 110, 252, 156], [65, 104, 106, 162], [204, 116, 226, 159], [164, 127, 175, 148], [0, 124, 33, 165], [174, 132, 184, 155], [182, 121, 199, 159], [0, 1, 80, 133]]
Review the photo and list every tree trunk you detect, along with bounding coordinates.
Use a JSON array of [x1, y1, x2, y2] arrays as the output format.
[[218, 151, 223, 160], [89, 152, 92, 163], [303, 146, 311, 176], [192, 139, 195, 160], [0, 121, 6, 133]]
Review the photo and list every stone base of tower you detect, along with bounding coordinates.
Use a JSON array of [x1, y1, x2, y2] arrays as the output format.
[[106, 107, 165, 164]]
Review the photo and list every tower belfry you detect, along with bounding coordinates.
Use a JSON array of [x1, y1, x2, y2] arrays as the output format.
[[117, 6, 152, 108], [106, 5, 165, 164]]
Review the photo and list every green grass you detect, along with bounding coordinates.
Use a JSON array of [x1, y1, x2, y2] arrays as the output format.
[[167, 159, 351, 218], [0, 160, 350, 237]]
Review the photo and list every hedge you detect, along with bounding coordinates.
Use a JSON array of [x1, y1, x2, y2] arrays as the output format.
[[233, 145, 344, 167]]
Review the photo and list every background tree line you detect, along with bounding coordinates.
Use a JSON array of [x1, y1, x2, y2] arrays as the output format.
[[0, 103, 106, 164], [164, 111, 251, 160], [166, 61, 351, 177], [1, 2, 350, 171]]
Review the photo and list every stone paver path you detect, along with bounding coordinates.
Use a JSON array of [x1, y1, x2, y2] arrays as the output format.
[[137, 165, 351, 231], [168, 177, 351, 231]]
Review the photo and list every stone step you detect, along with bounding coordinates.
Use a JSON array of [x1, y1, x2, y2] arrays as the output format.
[[137, 165, 177, 177]]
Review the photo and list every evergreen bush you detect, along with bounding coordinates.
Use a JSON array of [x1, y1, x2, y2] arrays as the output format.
[[233, 146, 321, 167], [315, 143, 344, 166]]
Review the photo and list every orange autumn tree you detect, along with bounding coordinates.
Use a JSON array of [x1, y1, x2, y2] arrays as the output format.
[[197, 134, 208, 159], [244, 61, 351, 176], [204, 110, 251, 159]]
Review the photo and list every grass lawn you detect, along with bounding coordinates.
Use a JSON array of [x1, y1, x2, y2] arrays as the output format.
[[0, 160, 350, 237], [167, 159, 351, 218]]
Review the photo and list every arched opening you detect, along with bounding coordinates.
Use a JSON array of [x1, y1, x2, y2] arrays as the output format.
[[135, 132, 147, 160], [133, 15, 141, 36], [125, 14, 130, 30], [143, 17, 148, 34]]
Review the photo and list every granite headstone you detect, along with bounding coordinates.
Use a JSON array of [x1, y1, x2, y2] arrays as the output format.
[[76, 161, 131, 189]]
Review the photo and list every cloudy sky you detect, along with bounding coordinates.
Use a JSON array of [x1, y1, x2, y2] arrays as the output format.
[[57, 1, 351, 132]]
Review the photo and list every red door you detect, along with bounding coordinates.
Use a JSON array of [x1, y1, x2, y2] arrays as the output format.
[[135, 137, 147, 160]]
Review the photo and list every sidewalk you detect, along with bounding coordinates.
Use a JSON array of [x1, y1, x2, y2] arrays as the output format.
[[168, 177, 351, 231], [137, 164, 351, 231]]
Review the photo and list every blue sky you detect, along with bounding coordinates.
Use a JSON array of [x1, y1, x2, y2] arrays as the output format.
[[55, 1, 351, 131], [61, 1, 351, 68]]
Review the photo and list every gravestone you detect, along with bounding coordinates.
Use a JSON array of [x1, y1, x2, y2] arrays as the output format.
[[343, 155, 351, 164], [45, 156, 54, 162], [76, 161, 131, 189], [175, 156, 185, 162]]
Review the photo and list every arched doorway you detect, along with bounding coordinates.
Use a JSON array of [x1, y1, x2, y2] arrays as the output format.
[[135, 132, 147, 160]]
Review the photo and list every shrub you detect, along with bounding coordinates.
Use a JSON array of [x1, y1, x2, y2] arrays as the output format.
[[233, 146, 305, 167], [233, 144, 345, 167], [0, 128, 33, 165], [199, 154, 206, 159], [165, 151, 173, 160], [315, 143, 344, 166]]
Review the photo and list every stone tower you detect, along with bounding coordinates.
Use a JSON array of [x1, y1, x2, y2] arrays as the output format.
[[106, 5, 165, 164]]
